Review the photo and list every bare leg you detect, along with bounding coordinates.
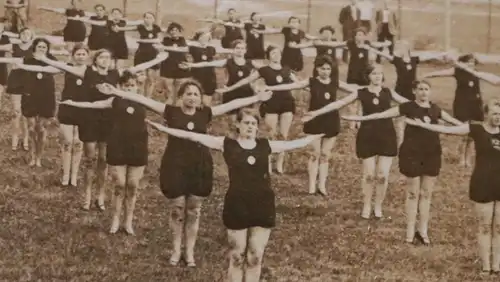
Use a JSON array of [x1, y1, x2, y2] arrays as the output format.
[[492, 202, 500, 272], [35, 118, 50, 167], [475, 202, 494, 272], [169, 196, 186, 265], [26, 117, 36, 166], [373, 156, 394, 218], [82, 142, 97, 210], [417, 176, 436, 243], [361, 157, 376, 219], [307, 138, 321, 194], [227, 229, 247, 282], [109, 165, 127, 234], [60, 124, 75, 185], [244, 227, 271, 282], [124, 166, 145, 235], [276, 112, 294, 174], [95, 142, 108, 210], [10, 94, 22, 150], [184, 195, 204, 266], [264, 114, 278, 174], [405, 177, 420, 243], [70, 127, 83, 186], [317, 137, 336, 195]]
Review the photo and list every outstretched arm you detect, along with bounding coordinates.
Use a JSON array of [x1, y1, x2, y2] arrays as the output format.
[[96, 84, 165, 115], [147, 120, 225, 151], [390, 89, 410, 104], [59, 98, 114, 109], [217, 70, 260, 94], [37, 55, 84, 77], [263, 79, 309, 92], [440, 110, 463, 126], [270, 134, 324, 153], [421, 67, 454, 78], [302, 92, 358, 122], [404, 118, 470, 135], [454, 62, 500, 85], [37, 6, 65, 14], [211, 90, 272, 116], [126, 52, 169, 74], [69, 17, 107, 26], [342, 106, 400, 121], [181, 59, 227, 69], [16, 63, 61, 74], [414, 50, 447, 62]]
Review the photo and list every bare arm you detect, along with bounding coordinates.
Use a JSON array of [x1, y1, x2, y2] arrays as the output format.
[[222, 22, 245, 29], [211, 91, 271, 116], [288, 41, 314, 49], [270, 134, 324, 153], [421, 68, 454, 78], [454, 62, 500, 85], [16, 64, 61, 73], [182, 59, 227, 69], [303, 92, 358, 122], [404, 118, 470, 135], [368, 47, 394, 61], [146, 120, 225, 151], [115, 26, 138, 32], [390, 89, 410, 104], [70, 17, 107, 26], [37, 6, 66, 14], [342, 106, 400, 121], [414, 51, 447, 62], [440, 110, 463, 126], [314, 40, 347, 48], [136, 38, 162, 44], [0, 57, 22, 64], [97, 84, 165, 115], [218, 71, 260, 94], [126, 52, 169, 74], [263, 79, 309, 92], [38, 56, 84, 77], [474, 53, 500, 65], [125, 20, 143, 26], [59, 98, 114, 109]]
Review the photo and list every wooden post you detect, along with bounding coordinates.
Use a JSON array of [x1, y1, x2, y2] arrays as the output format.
[[397, 0, 402, 40], [214, 0, 219, 19], [487, 0, 492, 53], [444, 0, 451, 50], [155, 0, 162, 25], [123, 0, 128, 17], [306, 0, 312, 32]]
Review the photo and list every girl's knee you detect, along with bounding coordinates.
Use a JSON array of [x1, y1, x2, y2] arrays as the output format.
[[246, 248, 263, 267], [319, 152, 331, 163]]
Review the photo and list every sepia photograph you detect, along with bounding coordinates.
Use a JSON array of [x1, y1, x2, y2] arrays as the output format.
[[1, 0, 500, 281]]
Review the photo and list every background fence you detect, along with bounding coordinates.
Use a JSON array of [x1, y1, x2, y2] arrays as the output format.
[[17, 0, 500, 54]]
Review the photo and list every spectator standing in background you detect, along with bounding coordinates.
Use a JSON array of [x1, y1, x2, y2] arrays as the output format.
[[4, 0, 28, 33], [339, 0, 361, 63], [375, 0, 398, 63], [357, 0, 374, 34]]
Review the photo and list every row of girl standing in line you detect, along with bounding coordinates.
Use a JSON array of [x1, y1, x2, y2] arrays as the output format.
[[5, 10, 500, 278], [0, 34, 328, 281]]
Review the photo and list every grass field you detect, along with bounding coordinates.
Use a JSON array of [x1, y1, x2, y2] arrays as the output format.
[[1, 0, 500, 281]]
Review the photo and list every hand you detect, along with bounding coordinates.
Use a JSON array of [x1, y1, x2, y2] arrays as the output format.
[[404, 118, 423, 126], [58, 99, 74, 106], [156, 51, 169, 60], [444, 49, 459, 62], [301, 111, 317, 123], [289, 42, 298, 48], [179, 62, 191, 70], [33, 53, 47, 61], [96, 83, 116, 95], [256, 90, 272, 102], [215, 86, 229, 95], [67, 16, 78, 21], [153, 44, 164, 50], [305, 134, 325, 143], [111, 25, 119, 33]]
